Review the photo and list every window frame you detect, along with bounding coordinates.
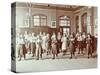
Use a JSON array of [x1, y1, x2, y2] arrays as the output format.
[[32, 14, 47, 26], [59, 15, 71, 27]]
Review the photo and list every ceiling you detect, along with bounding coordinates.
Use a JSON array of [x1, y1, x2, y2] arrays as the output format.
[[35, 3, 80, 8], [12, 2, 85, 11]]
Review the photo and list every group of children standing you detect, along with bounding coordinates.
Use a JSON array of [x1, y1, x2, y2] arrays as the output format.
[[16, 31, 97, 61]]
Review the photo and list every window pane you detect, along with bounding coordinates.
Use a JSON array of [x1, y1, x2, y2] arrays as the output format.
[[60, 20, 67, 26], [34, 15, 39, 19], [59, 16, 70, 26], [41, 19, 46, 26], [32, 15, 47, 26], [34, 18, 40, 26], [34, 19, 39, 23], [34, 22, 40, 26], [40, 15, 47, 26]]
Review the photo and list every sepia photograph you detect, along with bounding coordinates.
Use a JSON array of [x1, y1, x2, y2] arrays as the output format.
[[11, 2, 98, 73]]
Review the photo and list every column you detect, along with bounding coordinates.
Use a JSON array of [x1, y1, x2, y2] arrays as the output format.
[[78, 15, 82, 32], [91, 7, 94, 35]]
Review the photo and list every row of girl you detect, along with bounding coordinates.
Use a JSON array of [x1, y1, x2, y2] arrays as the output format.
[[16, 31, 97, 61]]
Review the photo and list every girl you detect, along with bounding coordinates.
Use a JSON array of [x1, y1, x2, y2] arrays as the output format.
[[31, 33, 36, 57], [51, 33, 58, 59], [86, 33, 92, 58], [69, 34, 75, 59], [61, 33, 68, 55], [36, 35, 42, 60], [57, 32, 62, 53]]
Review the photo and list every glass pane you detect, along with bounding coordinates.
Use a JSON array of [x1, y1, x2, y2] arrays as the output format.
[[34, 15, 39, 19], [34, 18, 40, 26], [33, 15, 47, 26], [59, 16, 70, 26], [34, 19, 39, 22], [34, 22, 40, 26], [64, 21, 67, 24], [60, 20, 67, 26], [41, 18, 46, 26]]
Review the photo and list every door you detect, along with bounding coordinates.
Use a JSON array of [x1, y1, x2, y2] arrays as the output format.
[[60, 26, 70, 36]]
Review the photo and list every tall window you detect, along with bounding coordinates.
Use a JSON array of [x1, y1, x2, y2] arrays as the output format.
[[81, 13, 87, 33], [32, 14, 47, 26], [59, 16, 71, 35], [59, 16, 70, 26]]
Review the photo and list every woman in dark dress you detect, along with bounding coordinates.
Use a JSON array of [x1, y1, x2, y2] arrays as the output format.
[[46, 33, 51, 55], [57, 32, 62, 53], [31, 33, 36, 57], [69, 34, 75, 59], [51, 33, 58, 59], [82, 32, 86, 54], [86, 33, 92, 58], [77, 33, 83, 54]]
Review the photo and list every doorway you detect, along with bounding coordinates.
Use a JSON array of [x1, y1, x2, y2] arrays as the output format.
[[60, 26, 70, 36]]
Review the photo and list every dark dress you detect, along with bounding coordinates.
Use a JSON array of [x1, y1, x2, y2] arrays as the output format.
[[69, 37, 75, 59], [69, 38, 75, 55], [57, 39, 62, 53], [52, 42, 57, 55], [31, 42, 36, 56], [86, 38, 92, 58], [82, 38, 86, 48]]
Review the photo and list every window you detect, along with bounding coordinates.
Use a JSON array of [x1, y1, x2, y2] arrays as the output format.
[[33, 15, 40, 26], [59, 16, 70, 26], [59, 16, 71, 35], [32, 14, 47, 26]]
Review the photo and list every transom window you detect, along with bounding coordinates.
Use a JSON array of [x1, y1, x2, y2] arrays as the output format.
[[32, 14, 47, 26], [59, 16, 70, 26]]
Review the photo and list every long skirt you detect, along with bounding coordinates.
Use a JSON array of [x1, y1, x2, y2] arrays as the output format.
[[86, 44, 92, 55], [57, 40, 62, 53], [42, 42, 47, 50], [52, 43, 57, 55], [62, 42, 67, 51], [78, 41, 82, 49], [69, 42, 75, 54], [82, 39, 86, 48], [48, 41, 51, 50]]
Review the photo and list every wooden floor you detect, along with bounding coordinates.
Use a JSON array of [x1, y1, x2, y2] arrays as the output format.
[[16, 52, 97, 73]]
